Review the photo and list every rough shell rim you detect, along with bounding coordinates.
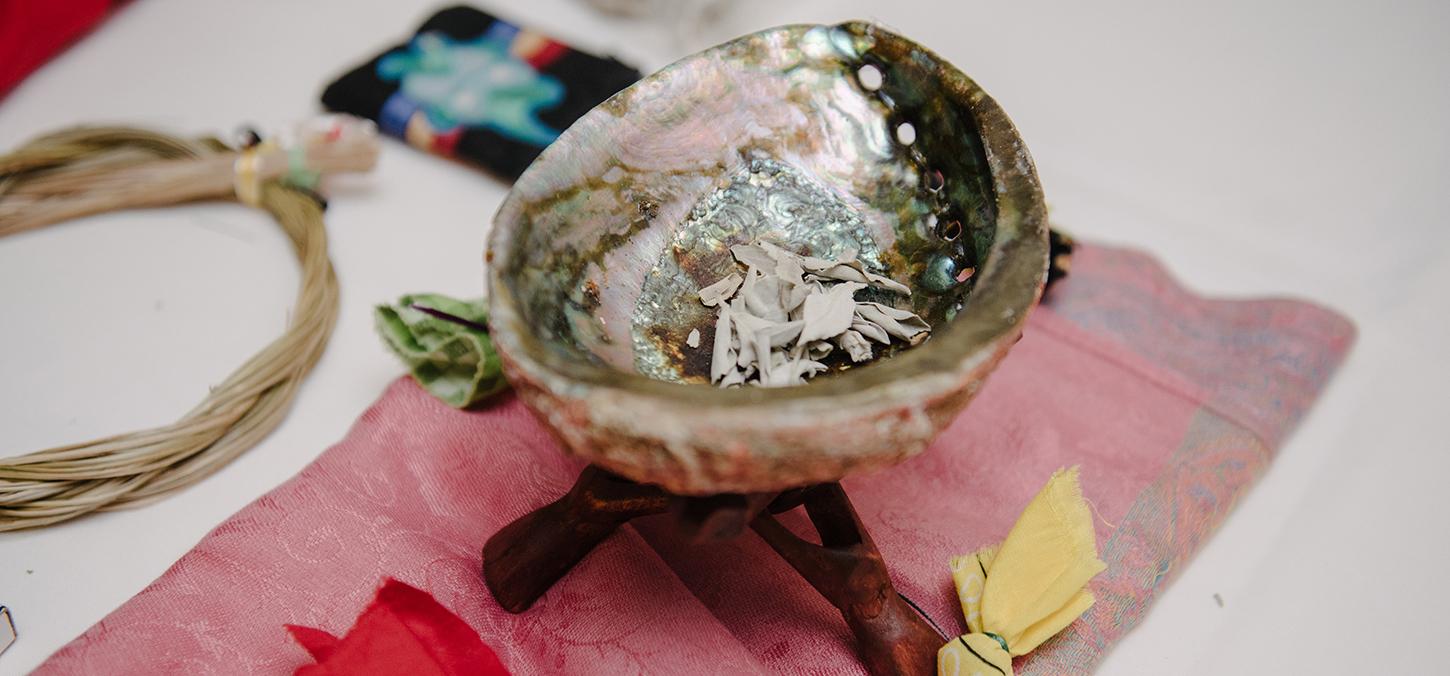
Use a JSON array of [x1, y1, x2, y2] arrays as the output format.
[[486, 21, 1048, 493]]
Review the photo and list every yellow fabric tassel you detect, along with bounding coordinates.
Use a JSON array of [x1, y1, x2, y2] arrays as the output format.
[[937, 468, 1106, 676]]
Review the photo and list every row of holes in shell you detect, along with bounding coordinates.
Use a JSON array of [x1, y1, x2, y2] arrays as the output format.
[[855, 62, 964, 244]]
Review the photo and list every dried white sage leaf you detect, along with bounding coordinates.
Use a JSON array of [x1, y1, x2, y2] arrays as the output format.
[[711, 308, 734, 383], [784, 283, 812, 314], [850, 318, 891, 344], [743, 269, 787, 322], [807, 340, 834, 360], [755, 240, 790, 258], [701, 241, 929, 388], [699, 272, 743, 307], [804, 261, 911, 295], [761, 320, 805, 348], [730, 243, 777, 271], [759, 350, 817, 388], [735, 323, 757, 370], [795, 358, 829, 380], [720, 368, 746, 387], [837, 329, 874, 362], [860, 268, 911, 295], [855, 302, 931, 341], [799, 281, 864, 343], [775, 255, 806, 287], [753, 330, 774, 384]]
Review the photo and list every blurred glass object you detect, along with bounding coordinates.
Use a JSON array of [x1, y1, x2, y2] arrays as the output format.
[[578, 0, 730, 51]]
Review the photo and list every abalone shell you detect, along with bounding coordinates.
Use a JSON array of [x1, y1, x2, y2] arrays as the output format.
[[487, 22, 1048, 494]]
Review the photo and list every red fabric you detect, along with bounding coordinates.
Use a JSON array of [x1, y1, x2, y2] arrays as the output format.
[[0, 0, 117, 99], [432, 127, 464, 157], [35, 244, 1353, 674], [523, 40, 568, 70], [286, 579, 509, 676], [285, 626, 340, 663]]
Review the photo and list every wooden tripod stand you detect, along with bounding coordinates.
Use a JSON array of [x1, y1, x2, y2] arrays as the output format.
[[483, 466, 940, 675]]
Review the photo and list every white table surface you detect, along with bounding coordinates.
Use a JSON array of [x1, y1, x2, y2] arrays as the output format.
[[2, 0, 1447, 673]]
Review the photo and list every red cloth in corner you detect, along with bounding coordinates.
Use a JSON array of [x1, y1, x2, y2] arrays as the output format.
[[0, 0, 117, 100], [286, 579, 509, 676]]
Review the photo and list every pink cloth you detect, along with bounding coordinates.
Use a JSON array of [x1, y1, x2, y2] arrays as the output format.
[[37, 244, 1354, 674]]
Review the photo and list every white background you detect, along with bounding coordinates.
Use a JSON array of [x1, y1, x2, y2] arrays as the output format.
[[2, 0, 1447, 673]]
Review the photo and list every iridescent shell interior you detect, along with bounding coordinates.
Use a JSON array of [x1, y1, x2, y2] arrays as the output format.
[[491, 23, 1008, 385]]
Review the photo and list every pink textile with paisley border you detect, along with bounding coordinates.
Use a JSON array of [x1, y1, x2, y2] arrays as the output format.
[[35, 244, 1354, 675]]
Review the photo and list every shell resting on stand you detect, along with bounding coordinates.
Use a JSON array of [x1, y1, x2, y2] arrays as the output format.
[[487, 22, 1048, 494]]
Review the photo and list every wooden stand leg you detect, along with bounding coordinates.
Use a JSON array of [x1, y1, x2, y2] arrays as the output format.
[[751, 484, 941, 676], [483, 471, 940, 674], [482, 466, 669, 612]]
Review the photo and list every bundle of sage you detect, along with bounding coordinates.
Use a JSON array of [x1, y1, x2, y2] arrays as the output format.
[[696, 242, 930, 388]]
